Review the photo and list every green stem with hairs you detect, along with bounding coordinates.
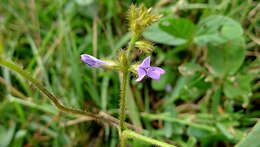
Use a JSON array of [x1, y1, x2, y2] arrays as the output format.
[[119, 33, 140, 147], [0, 57, 99, 119], [126, 33, 139, 57], [119, 71, 128, 133], [0, 57, 145, 133], [119, 71, 128, 147], [122, 130, 176, 147]]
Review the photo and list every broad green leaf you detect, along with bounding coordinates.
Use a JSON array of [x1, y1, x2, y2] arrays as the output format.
[[143, 22, 186, 46], [206, 37, 246, 77], [159, 18, 196, 40], [235, 121, 260, 147], [195, 15, 243, 46], [178, 63, 204, 76], [223, 74, 252, 102], [179, 74, 210, 101]]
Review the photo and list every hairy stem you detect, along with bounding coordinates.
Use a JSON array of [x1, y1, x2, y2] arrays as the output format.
[[122, 130, 176, 147], [0, 58, 99, 119], [0, 57, 145, 134], [119, 71, 128, 132], [119, 70, 128, 147], [126, 33, 139, 57], [119, 33, 140, 147]]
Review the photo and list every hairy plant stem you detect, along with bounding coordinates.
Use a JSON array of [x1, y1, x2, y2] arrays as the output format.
[[122, 130, 176, 147], [119, 71, 128, 147], [126, 33, 139, 57], [119, 71, 128, 133], [119, 33, 140, 147], [0, 57, 145, 133], [0, 57, 99, 119]]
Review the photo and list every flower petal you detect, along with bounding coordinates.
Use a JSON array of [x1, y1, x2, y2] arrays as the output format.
[[136, 68, 146, 82], [80, 54, 106, 68], [150, 67, 165, 74], [147, 67, 165, 81], [140, 56, 151, 68]]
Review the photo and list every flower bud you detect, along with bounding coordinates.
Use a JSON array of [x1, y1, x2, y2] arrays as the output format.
[[129, 63, 139, 74], [81, 54, 119, 70], [135, 40, 154, 53], [102, 60, 120, 70], [118, 51, 129, 71], [127, 4, 162, 34]]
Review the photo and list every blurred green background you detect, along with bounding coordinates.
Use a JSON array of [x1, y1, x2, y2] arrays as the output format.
[[0, 0, 259, 146]]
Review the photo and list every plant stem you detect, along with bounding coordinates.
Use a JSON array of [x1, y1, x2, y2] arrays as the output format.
[[0, 58, 145, 133], [127, 33, 139, 57], [142, 113, 216, 133], [0, 58, 99, 119], [119, 71, 128, 132], [119, 33, 140, 147], [122, 130, 176, 147]]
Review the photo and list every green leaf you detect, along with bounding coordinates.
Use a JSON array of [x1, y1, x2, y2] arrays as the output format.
[[13, 129, 27, 147], [195, 15, 243, 46], [235, 121, 260, 147], [206, 37, 246, 77], [187, 126, 212, 139], [143, 22, 186, 46], [179, 74, 210, 101], [223, 74, 252, 100], [159, 18, 196, 40], [216, 123, 234, 139], [75, 0, 94, 6], [0, 123, 16, 147], [178, 63, 204, 76]]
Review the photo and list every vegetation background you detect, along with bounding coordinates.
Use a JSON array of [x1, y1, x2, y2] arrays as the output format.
[[0, 0, 259, 146]]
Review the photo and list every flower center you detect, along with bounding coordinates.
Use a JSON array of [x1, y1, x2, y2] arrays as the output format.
[[144, 68, 150, 72]]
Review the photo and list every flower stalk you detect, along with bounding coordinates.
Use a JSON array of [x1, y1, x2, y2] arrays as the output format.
[[127, 33, 140, 57], [119, 71, 128, 147], [119, 32, 140, 147]]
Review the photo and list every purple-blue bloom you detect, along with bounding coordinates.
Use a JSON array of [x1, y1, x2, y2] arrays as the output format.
[[136, 56, 165, 82], [81, 54, 107, 68]]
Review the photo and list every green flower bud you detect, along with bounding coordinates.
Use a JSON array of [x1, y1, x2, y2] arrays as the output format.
[[102, 60, 120, 70], [129, 63, 139, 74], [118, 51, 129, 71], [127, 4, 162, 34], [135, 40, 154, 53]]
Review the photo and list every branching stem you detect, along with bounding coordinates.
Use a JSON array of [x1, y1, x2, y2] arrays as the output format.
[[0, 57, 144, 133]]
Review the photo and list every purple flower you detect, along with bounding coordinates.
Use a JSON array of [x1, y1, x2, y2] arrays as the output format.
[[136, 56, 165, 82], [80, 54, 107, 68]]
